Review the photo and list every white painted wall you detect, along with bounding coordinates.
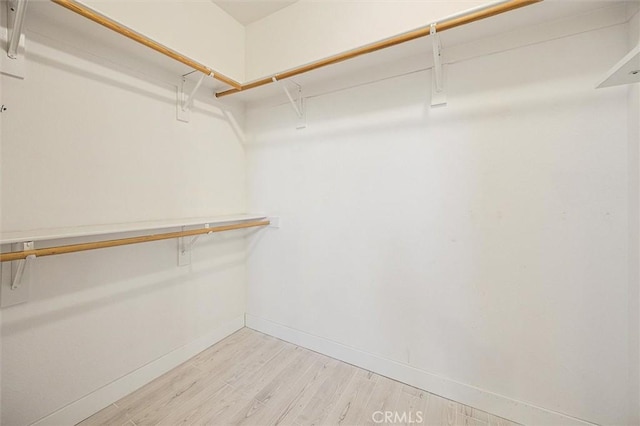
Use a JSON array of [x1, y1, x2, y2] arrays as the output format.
[[627, 4, 640, 425], [0, 14, 247, 426], [245, 23, 631, 426], [244, 0, 485, 81], [81, 0, 246, 82]]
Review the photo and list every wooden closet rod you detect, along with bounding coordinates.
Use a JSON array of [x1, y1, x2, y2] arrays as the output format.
[[0, 220, 269, 262], [215, 0, 541, 98], [51, 0, 242, 89]]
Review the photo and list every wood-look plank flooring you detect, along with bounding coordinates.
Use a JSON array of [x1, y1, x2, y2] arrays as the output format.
[[79, 328, 519, 426]]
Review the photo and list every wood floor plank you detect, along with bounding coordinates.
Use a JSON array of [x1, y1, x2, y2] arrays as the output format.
[[294, 360, 358, 425], [253, 347, 323, 405], [224, 396, 266, 426], [421, 392, 451, 426], [83, 363, 200, 426], [267, 357, 344, 426], [393, 386, 429, 426], [438, 400, 459, 426], [230, 342, 300, 394], [154, 382, 230, 426], [229, 354, 328, 426], [458, 414, 490, 426], [222, 335, 288, 386], [79, 328, 521, 426], [323, 369, 379, 426], [113, 329, 259, 423], [191, 329, 268, 373], [129, 369, 227, 426], [460, 404, 490, 423], [358, 375, 404, 426], [134, 337, 284, 425], [183, 384, 257, 426]]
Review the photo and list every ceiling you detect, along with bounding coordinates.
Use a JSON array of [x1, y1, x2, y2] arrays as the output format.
[[213, 1, 298, 25]]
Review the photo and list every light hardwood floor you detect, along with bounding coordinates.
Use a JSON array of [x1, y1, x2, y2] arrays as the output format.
[[79, 328, 519, 426]]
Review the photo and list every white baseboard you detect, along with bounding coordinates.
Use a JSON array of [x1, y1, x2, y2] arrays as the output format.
[[31, 315, 245, 426], [245, 314, 595, 426]]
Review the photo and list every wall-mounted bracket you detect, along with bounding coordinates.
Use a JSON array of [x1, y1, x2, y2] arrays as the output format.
[[272, 77, 306, 129], [1, 0, 28, 79], [267, 216, 281, 228], [177, 72, 210, 122], [596, 43, 640, 88], [430, 24, 447, 107], [10, 241, 34, 290], [178, 224, 212, 266], [1, 241, 34, 308], [7, 0, 28, 59]]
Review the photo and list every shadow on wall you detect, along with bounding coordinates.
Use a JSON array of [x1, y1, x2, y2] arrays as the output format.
[[246, 68, 624, 150], [27, 46, 230, 122], [1, 252, 243, 338], [0, 229, 256, 337], [23, 32, 248, 161]]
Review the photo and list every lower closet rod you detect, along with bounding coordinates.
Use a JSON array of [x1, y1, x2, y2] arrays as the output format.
[[0, 220, 270, 262]]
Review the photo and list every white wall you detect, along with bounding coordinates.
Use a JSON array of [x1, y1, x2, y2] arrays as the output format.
[[245, 0, 485, 81], [0, 14, 247, 426], [245, 23, 631, 426], [82, 0, 246, 82], [628, 4, 640, 425]]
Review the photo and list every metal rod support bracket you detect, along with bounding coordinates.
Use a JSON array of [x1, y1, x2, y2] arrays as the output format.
[[11, 241, 34, 290], [272, 77, 306, 129], [6, 0, 28, 59], [182, 73, 208, 111], [178, 224, 212, 266], [267, 216, 281, 228], [1, 0, 27, 79], [430, 23, 447, 107], [177, 71, 211, 122]]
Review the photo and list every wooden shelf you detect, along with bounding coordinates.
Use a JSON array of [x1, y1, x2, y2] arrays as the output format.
[[597, 43, 640, 88], [0, 214, 267, 245]]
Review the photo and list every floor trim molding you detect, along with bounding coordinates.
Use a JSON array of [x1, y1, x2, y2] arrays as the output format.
[[31, 315, 245, 426], [246, 314, 595, 426]]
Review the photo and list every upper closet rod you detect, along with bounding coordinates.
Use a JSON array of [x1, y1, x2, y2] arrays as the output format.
[[51, 0, 242, 89], [215, 0, 541, 98], [0, 220, 269, 262]]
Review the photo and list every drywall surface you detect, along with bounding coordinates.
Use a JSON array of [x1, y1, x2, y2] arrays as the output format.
[[245, 25, 631, 425], [244, 0, 485, 81], [0, 19, 247, 426], [628, 4, 640, 425], [81, 0, 246, 82]]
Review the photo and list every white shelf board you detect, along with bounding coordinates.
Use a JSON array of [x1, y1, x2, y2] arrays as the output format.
[[0, 214, 267, 245], [597, 43, 640, 88]]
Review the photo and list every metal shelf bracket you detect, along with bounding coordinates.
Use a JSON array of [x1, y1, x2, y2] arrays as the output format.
[[177, 71, 211, 122], [6, 0, 28, 59], [1, 0, 28, 79], [12, 246, 34, 290], [1, 241, 34, 308], [272, 77, 306, 129], [430, 23, 447, 107], [178, 224, 212, 266], [10, 241, 34, 290]]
